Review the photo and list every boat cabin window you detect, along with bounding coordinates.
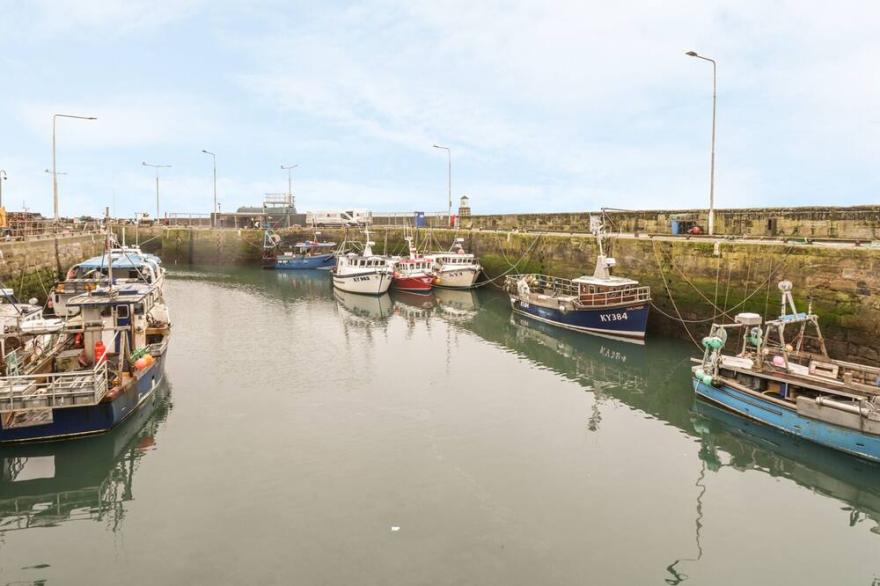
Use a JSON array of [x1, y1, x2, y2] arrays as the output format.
[[117, 305, 129, 318]]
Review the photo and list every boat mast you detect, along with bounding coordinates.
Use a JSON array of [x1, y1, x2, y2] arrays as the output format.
[[592, 215, 611, 279]]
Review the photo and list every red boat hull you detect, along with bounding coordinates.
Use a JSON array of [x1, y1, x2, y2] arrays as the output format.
[[392, 274, 434, 292]]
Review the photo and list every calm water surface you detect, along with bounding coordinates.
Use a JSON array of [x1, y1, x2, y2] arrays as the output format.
[[1, 266, 878, 585]]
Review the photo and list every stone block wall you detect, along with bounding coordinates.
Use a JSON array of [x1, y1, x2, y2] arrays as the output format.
[[461, 206, 880, 240], [0, 234, 105, 302]]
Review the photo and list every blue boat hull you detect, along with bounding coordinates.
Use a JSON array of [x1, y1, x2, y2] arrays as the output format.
[[510, 297, 649, 340], [693, 378, 880, 463], [0, 357, 166, 444], [273, 254, 336, 270]]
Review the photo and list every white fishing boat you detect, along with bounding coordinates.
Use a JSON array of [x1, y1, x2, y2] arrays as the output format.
[[331, 230, 393, 295], [426, 238, 482, 289]]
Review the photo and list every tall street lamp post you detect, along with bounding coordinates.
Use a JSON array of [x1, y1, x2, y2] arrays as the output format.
[[281, 164, 298, 204], [201, 150, 217, 227], [0, 170, 6, 209], [52, 113, 97, 221], [142, 161, 172, 220], [685, 50, 717, 236], [432, 144, 451, 225]]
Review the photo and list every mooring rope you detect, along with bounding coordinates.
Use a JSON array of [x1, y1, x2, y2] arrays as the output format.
[[650, 240, 702, 349]]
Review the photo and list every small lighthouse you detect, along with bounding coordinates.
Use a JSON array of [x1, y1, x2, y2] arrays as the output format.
[[458, 195, 471, 218]]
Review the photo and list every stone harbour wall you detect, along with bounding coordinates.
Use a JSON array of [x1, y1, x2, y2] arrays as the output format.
[[0, 234, 105, 302], [460, 206, 880, 240]]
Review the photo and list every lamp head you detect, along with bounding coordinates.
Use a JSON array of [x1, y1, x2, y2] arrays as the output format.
[[685, 51, 698, 57]]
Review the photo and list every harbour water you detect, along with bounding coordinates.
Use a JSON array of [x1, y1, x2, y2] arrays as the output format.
[[0, 267, 878, 584]]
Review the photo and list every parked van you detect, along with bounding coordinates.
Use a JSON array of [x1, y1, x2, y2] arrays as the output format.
[[306, 209, 372, 227]]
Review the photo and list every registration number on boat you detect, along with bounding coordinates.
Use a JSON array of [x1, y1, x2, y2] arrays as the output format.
[[600, 312, 628, 322], [353, 276, 373, 282]]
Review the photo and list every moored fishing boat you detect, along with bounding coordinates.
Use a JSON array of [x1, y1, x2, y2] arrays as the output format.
[[693, 281, 880, 463], [504, 226, 650, 342], [0, 233, 171, 443], [51, 244, 164, 318], [391, 237, 435, 293], [331, 230, 393, 295], [425, 238, 481, 289], [272, 241, 338, 270]]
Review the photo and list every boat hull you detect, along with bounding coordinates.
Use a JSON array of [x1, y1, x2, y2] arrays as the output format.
[[272, 253, 336, 270], [433, 267, 480, 289], [392, 275, 434, 293], [0, 357, 166, 444], [693, 377, 880, 463], [332, 271, 392, 295], [510, 297, 649, 340]]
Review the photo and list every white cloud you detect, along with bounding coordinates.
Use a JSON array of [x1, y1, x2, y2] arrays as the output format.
[[16, 93, 224, 150], [5, 0, 204, 38]]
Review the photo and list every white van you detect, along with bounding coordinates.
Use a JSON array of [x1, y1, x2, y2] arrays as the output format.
[[306, 209, 372, 227]]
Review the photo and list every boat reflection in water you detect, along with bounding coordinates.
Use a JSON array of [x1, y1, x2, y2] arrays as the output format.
[[274, 269, 332, 297], [391, 291, 435, 328], [333, 289, 393, 324], [464, 291, 880, 582], [433, 288, 479, 322], [0, 380, 172, 532], [693, 400, 880, 534]]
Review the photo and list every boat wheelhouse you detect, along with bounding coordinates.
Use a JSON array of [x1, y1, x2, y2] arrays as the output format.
[[52, 246, 164, 318], [505, 229, 650, 342], [331, 231, 392, 295], [0, 281, 171, 443], [693, 281, 880, 463], [425, 238, 481, 289]]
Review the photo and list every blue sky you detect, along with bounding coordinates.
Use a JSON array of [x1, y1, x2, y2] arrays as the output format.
[[0, 0, 877, 218]]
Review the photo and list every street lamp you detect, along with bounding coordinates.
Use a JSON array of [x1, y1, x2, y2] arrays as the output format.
[[432, 144, 451, 225], [685, 50, 717, 236], [201, 149, 217, 227], [52, 113, 97, 221], [142, 161, 172, 219], [0, 170, 6, 209], [281, 164, 298, 205]]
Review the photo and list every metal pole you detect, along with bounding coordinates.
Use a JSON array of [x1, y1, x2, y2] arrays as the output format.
[[143, 162, 171, 221], [685, 52, 717, 236], [433, 144, 452, 226], [52, 117, 57, 220], [709, 59, 716, 236], [281, 163, 298, 210], [202, 150, 217, 227], [447, 150, 452, 222], [51, 114, 97, 222], [0, 170, 6, 208]]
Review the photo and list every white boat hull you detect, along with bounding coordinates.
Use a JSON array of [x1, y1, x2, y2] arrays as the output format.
[[332, 271, 392, 295], [434, 267, 480, 289]]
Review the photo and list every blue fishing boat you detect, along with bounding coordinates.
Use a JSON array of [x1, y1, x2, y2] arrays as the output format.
[[272, 241, 337, 270], [693, 281, 880, 463], [0, 261, 171, 443], [505, 223, 650, 342]]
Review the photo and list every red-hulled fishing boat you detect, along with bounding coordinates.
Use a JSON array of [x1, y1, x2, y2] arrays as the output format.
[[391, 237, 435, 293]]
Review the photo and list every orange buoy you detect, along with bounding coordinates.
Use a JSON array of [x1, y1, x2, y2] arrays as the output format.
[[94, 340, 106, 364], [134, 357, 148, 370], [144, 354, 155, 366]]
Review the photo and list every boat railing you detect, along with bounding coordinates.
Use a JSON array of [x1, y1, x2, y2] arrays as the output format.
[[505, 274, 581, 297], [505, 274, 651, 306], [0, 360, 109, 413], [576, 286, 651, 308]]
